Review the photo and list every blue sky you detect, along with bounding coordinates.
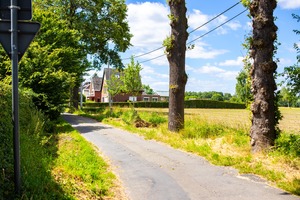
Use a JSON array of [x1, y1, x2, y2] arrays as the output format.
[[87, 0, 300, 94]]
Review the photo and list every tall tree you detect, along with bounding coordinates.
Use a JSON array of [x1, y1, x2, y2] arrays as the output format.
[[36, 0, 132, 108], [18, 6, 86, 119], [164, 0, 188, 132], [122, 57, 143, 103], [248, 0, 279, 152], [235, 69, 251, 104]]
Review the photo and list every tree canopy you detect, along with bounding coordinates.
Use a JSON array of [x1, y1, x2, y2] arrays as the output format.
[[121, 58, 143, 98], [0, 0, 132, 119]]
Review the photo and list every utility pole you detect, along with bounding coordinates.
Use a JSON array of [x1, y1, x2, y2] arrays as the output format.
[[0, 0, 40, 196], [108, 61, 112, 115], [80, 82, 83, 110]]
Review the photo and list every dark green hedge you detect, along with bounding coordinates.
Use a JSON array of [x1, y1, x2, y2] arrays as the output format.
[[83, 100, 245, 109], [184, 100, 246, 109]]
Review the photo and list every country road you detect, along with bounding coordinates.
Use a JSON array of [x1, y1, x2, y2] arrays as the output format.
[[62, 113, 299, 200]]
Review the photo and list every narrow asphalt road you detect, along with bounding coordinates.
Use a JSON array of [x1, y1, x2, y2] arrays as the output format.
[[62, 113, 299, 200]]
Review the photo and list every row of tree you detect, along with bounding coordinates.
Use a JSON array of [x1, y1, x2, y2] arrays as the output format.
[[166, 0, 299, 152], [185, 91, 232, 102]]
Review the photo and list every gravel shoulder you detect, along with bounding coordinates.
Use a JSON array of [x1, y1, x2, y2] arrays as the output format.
[[63, 113, 299, 200]]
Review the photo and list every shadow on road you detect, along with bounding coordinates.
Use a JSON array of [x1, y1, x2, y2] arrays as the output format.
[[62, 113, 113, 135]]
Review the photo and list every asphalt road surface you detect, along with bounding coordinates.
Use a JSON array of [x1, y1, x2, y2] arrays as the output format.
[[63, 113, 299, 200]]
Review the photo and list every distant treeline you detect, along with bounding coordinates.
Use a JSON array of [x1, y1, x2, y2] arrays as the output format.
[[185, 91, 234, 102]]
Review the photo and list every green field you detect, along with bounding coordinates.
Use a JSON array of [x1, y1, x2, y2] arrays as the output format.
[[135, 107, 300, 134]]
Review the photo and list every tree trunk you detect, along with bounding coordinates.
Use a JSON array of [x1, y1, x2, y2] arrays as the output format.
[[72, 86, 79, 109], [249, 0, 278, 152], [166, 0, 188, 132]]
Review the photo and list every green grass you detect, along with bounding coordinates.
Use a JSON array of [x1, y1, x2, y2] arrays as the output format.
[[79, 107, 300, 196], [18, 118, 118, 200]]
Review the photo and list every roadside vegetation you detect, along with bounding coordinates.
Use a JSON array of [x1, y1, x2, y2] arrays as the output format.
[[76, 106, 300, 196], [0, 82, 122, 199]]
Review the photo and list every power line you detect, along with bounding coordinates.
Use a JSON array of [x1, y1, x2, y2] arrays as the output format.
[[136, 9, 248, 64], [123, 46, 164, 61], [187, 9, 247, 45], [122, 1, 242, 61], [188, 2, 241, 35], [139, 54, 166, 64]]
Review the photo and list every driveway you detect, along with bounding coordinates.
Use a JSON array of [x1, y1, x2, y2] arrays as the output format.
[[62, 113, 299, 200]]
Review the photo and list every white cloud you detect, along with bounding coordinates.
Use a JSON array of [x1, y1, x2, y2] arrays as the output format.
[[140, 65, 169, 91], [198, 65, 225, 74], [188, 10, 242, 34], [278, 0, 300, 9], [186, 41, 228, 59], [188, 9, 210, 32], [216, 71, 239, 81], [186, 77, 235, 94], [127, 2, 170, 47], [218, 56, 244, 67], [194, 65, 239, 81]]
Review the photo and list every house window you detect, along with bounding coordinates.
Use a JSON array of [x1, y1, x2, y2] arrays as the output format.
[[152, 97, 158, 102], [143, 97, 150, 102], [129, 96, 137, 102]]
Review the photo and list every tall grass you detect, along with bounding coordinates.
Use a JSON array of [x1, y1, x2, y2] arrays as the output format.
[[20, 119, 118, 199]]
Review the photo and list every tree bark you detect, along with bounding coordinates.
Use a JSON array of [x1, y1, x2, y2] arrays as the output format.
[[166, 0, 188, 132], [249, 0, 278, 152]]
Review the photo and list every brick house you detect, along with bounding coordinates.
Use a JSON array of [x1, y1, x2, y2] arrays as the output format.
[[86, 74, 102, 102], [85, 68, 165, 103], [101, 68, 143, 102]]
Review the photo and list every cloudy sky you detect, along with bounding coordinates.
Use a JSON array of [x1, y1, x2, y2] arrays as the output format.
[[88, 0, 300, 94]]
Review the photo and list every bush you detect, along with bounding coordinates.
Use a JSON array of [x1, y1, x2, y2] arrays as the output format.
[[184, 100, 246, 109], [275, 134, 300, 158]]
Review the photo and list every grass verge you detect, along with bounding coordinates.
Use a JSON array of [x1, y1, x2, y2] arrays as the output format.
[[19, 118, 119, 199], [76, 107, 300, 196]]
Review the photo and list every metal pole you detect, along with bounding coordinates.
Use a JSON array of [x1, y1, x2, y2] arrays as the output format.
[[108, 61, 112, 115], [80, 82, 83, 110], [11, 0, 21, 195]]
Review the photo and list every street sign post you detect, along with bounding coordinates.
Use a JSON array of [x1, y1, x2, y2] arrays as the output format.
[[0, 21, 40, 61], [0, 0, 40, 196], [0, 0, 32, 20]]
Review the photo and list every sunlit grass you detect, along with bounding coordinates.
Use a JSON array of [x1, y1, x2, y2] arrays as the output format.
[[51, 120, 117, 199], [79, 107, 300, 196]]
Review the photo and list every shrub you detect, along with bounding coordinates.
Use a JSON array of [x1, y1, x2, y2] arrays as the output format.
[[275, 134, 300, 158], [0, 82, 47, 199]]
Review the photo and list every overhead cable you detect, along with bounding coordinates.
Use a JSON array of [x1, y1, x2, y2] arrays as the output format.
[[186, 9, 247, 45], [122, 1, 242, 61], [135, 9, 248, 64], [188, 1, 241, 34]]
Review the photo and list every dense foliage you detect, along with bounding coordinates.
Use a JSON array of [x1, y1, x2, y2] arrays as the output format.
[[121, 58, 143, 98], [0, 82, 47, 199], [185, 91, 232, 102], [19, 7, 87, 119], [0, 0, 132, 119]]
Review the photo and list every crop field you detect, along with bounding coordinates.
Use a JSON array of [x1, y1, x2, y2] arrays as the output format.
[[136, 107, 300, 134]]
